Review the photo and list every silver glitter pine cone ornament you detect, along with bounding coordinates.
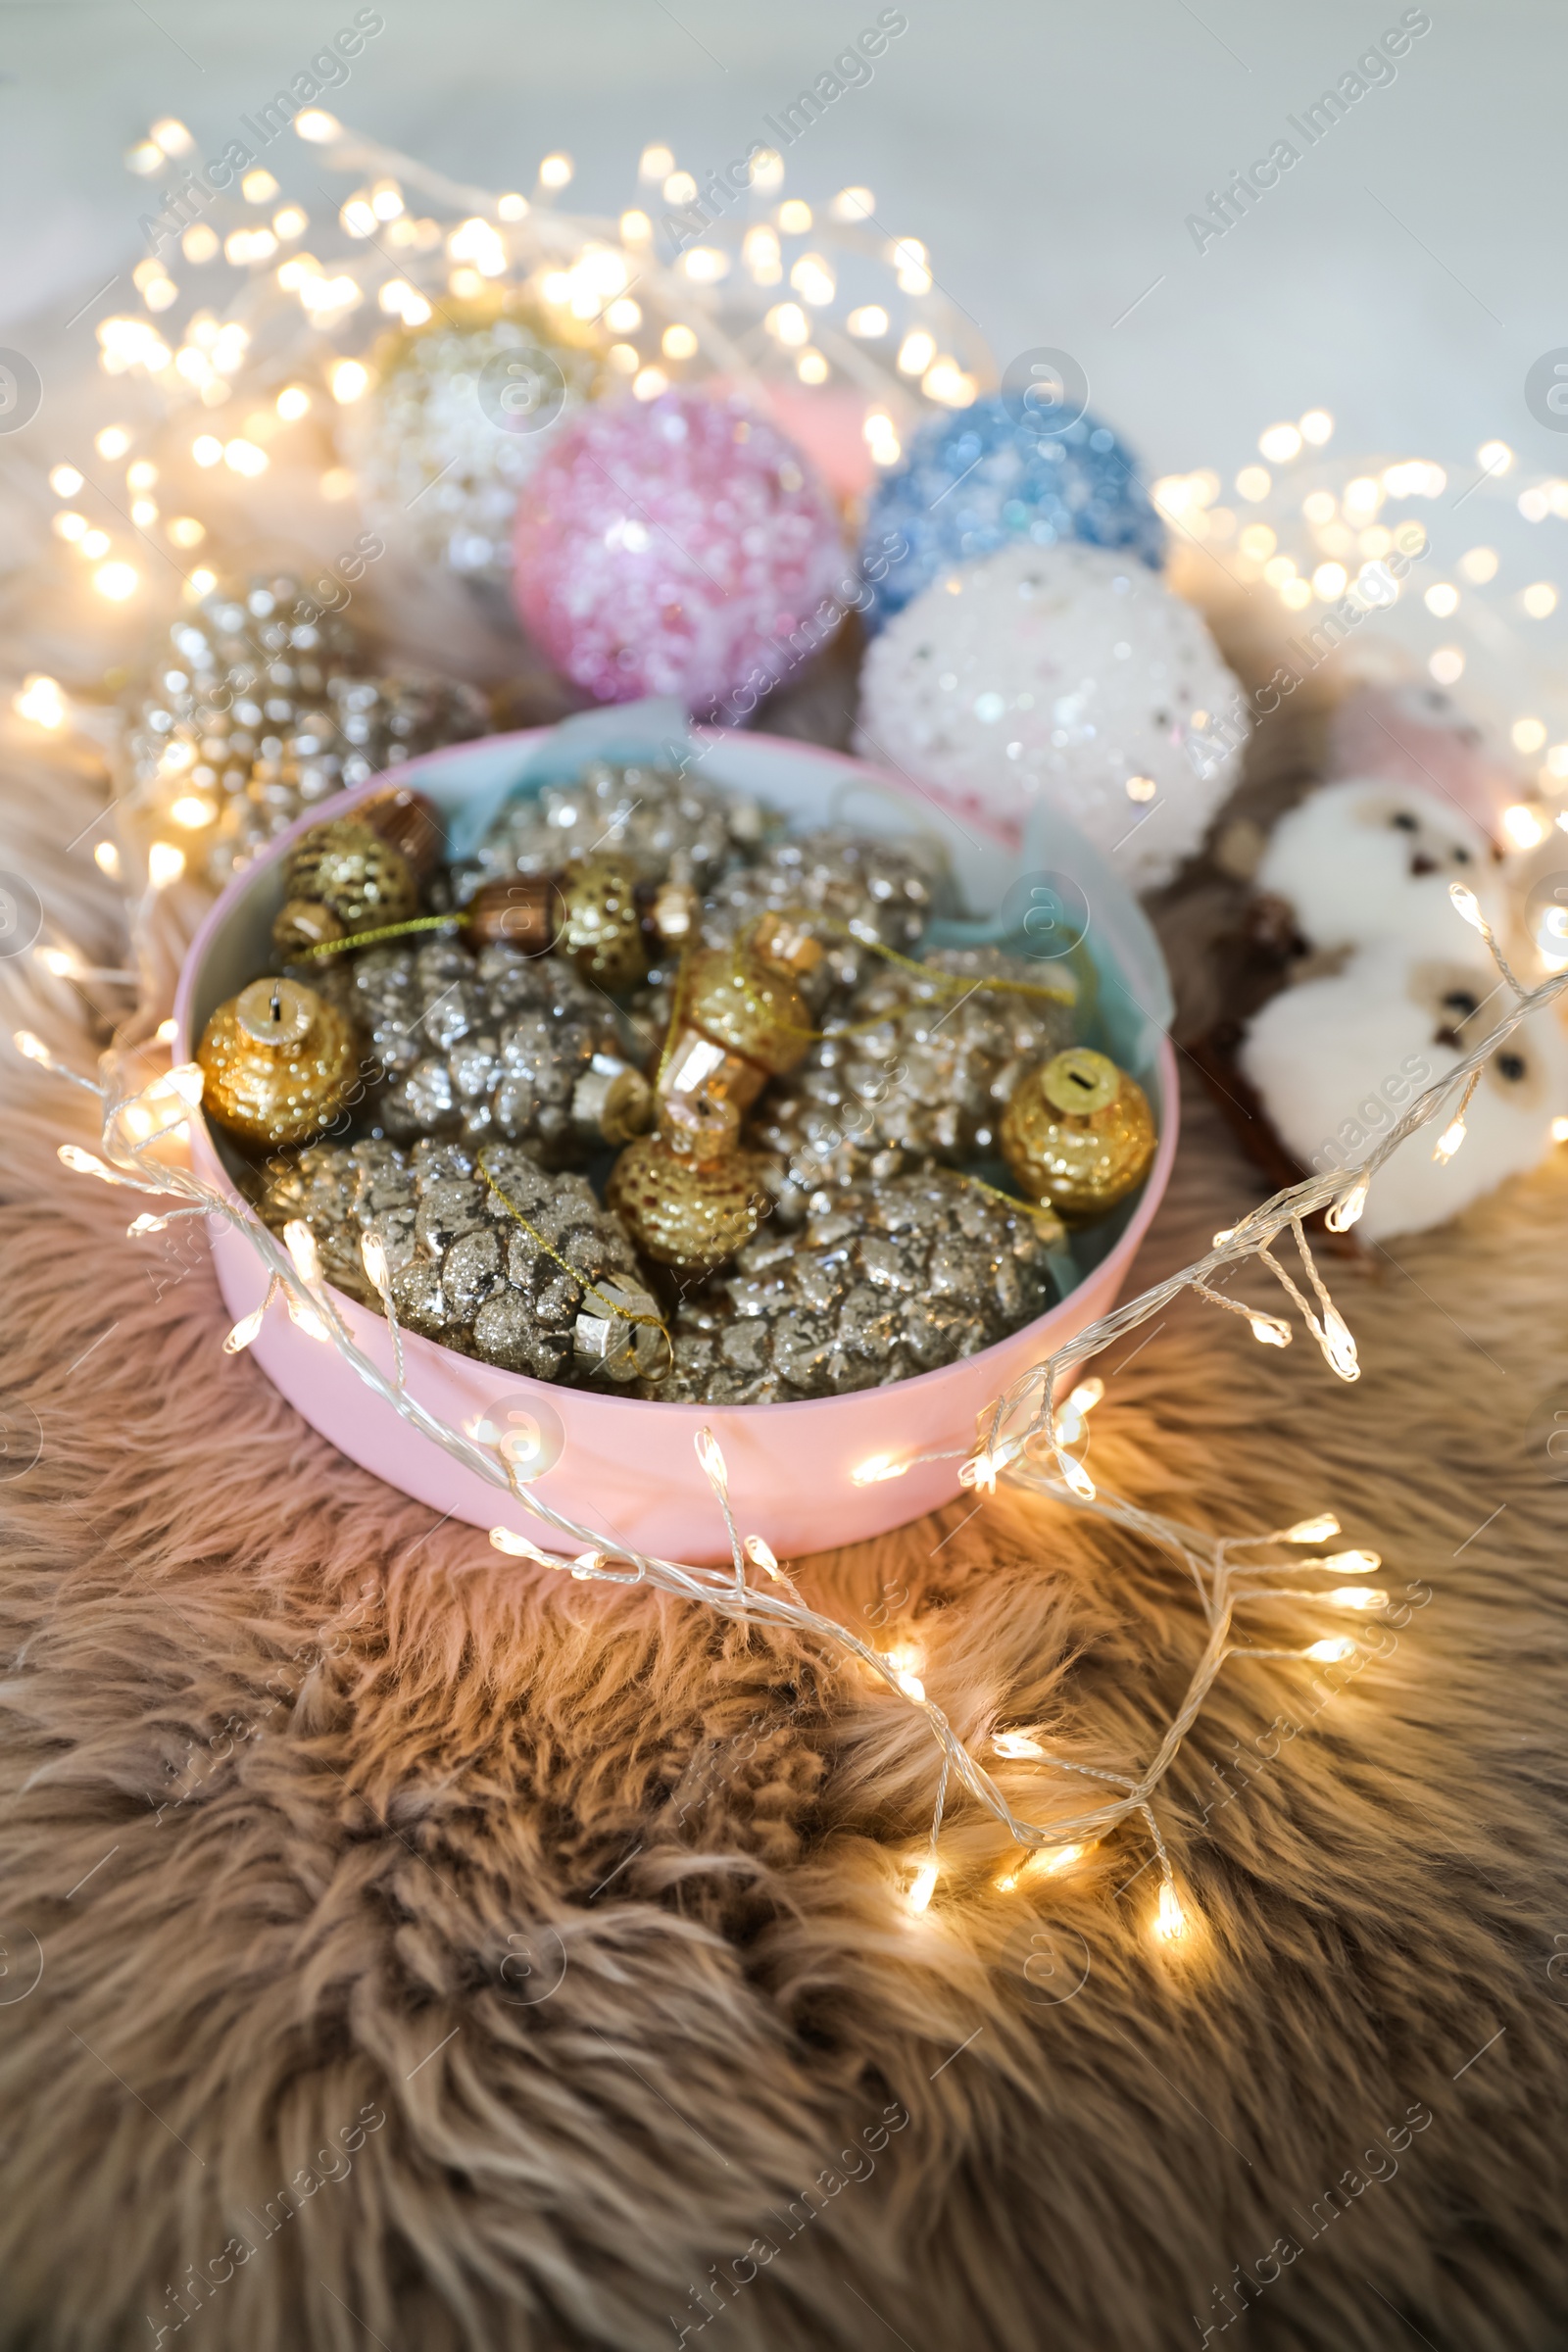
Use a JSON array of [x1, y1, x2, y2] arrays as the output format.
[[349, 936, 651, 1163], [639, 1167, 1065, 1403], [260, 1136, 662, 1383], [753, 948, 1078, 1218], [120, 569, 488, 882], [457, 758, 767, 901]]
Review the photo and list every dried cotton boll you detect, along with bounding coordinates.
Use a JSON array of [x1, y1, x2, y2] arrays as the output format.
[[854, 540, 1245, 890], [1254, 778, 1505, 957], [1238, 941, 1568, 1241]]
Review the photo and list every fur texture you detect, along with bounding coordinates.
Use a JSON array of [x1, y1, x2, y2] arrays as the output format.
[[1, 722, 1567, 2352]]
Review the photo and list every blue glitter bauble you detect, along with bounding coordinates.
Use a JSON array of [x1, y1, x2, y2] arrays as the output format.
[[860, 398, 1164, 628]]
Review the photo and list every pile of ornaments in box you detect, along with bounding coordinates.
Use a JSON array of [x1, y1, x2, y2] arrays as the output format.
[[193, 760, 1158, 1402]]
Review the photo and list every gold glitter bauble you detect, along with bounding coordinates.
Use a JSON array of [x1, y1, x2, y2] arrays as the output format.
[[1001, 1047, 1156, 1223], [606, 1131, 772, 1274], [283, 819, 417, 934], [556, 852, 648, 992], [197, 977, 358, 1149]]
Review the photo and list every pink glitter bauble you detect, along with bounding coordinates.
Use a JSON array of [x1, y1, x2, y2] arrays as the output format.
[[511, 388, 845, 713]]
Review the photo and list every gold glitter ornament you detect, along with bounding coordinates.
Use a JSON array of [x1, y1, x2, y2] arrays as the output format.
[[1001, 1047, 1156, 1223], [555, 852, 651, 993], [607, 1096, 773, 1274], [283, 818, 418, 935], [659, 914, 823, 1125], [197, 977, 358, 1149]]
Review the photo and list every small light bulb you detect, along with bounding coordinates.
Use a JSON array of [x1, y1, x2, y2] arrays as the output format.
[[570, 1550, 604, 1579], [1153, 1881, 1188, 1942], [1434, 1115, 1467, 1163], [489, 1526, 556, 1562], [223, 1305, 267, 1352], [851, 1452, 908, 1486], [58, 1144, 119, 1182], [1325, 1176, 1368, 1233], [1320, 1309, 1359, 1382], [127, 1212, 168, 1236], [284, 1293, 329, 1342], [1057, 1449, 1095, 1499], [893, 1667, 926, 1702], [1286, 1514, 1340, 1544], [283, 1219, 322, 1287], [148, 842, 185, 888], [1326, 1587, 1388, 1611], [1250, 1314, 1292, 1348], [1448, 881, 1487, 932], [1325, 1547, 1381, 1574], [13, 1029, 51, 1065], [993, 1730, 1047, 1759], [360, 1232, 388, 1293], [1305, 1637, 1357, 1664], [743, 1533, 783, 1581], [906, 1861, 937, 1913], [694, 1426, 728, 1494]]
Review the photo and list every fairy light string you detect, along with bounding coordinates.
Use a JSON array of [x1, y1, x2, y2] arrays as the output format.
[[32, 860, 1568, 1950]]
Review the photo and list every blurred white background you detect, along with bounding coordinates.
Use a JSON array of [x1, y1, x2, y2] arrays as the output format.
[[2, 0, 1563, 482]]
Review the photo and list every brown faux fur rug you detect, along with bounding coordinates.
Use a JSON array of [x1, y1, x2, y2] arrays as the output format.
[[2, 723, 1568, 2352]]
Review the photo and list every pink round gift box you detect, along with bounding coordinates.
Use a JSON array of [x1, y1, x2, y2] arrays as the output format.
[[174, 728, 1178, 1565]]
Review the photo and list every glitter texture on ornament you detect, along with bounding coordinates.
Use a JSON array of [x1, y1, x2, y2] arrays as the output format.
[[855, 540, 1247, 888], [639, 1169, 1064, 1402], [860, 399, 1165, 630], [340, 305, 602, 577], [511, 389, 846, 713]]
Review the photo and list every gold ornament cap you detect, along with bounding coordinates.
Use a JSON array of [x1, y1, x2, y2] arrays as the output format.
[[1040, 1047, 1121, 1116], [571, 1055, 654, 1148], [662, 1088, 741, 1159], [233, 976, 318, 1046], [753, 911, 825, 977]]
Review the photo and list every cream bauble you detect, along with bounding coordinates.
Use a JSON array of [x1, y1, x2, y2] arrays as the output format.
[[854, 540, 1245, 888]]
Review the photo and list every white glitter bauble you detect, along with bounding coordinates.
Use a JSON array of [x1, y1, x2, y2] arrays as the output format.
[[341, 309, 600, 578], [854, 540, 1246, 890]]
